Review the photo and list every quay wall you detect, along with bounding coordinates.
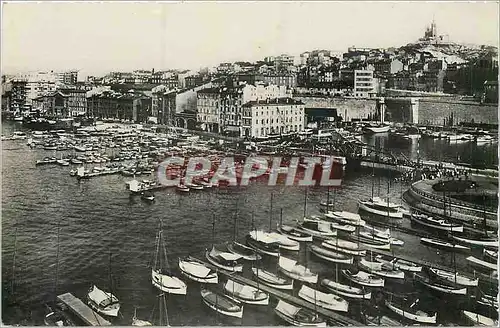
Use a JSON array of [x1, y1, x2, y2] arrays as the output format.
[[384, 96, 498, 126], [294, 96, 378, 121]]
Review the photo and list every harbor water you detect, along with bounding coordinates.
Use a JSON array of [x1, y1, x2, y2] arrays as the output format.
[[1, 122, 497, 325]]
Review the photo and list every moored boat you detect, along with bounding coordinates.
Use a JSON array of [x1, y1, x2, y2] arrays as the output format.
[[359, 258, 405, 279], [268, 232, 300, 251], [414, 274, 467, 295], [224, 279, 269, 305], [87, 285, 120, 317], [274, 300, 326, 327], [226, 241, 262, 261], [321, 279, 371, 300], [324, 211, 365, 226], [385, 299, 437, 324], [277, 225, 313, 242], [374, 255, 422, 272], [420, 237, 470, 251], [252, 267, 293, 290], [466, 256, 498, 271], [410, 213, 464, 233], [200, 289, 243, 318], [246, 231, 280, 257], [427, 268, 479, 286], [296, 221, 337, 239], [278, 256, 318, 284], [452, 235, 499, 249], [322, 239, 366, 256], [298, 285, 349, 312], [462, 310, 498, 326], [358, 197, 403, 219], [309, 245, 354, 264], [342, 269, 384, 287], [178, 258, 218, 284], [205, 247, 244, 272], [483, 249, 498, 263]]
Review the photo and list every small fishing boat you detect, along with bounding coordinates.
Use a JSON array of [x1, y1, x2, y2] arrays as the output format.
[[298, 285, 349, 312], [246, 231, 280, 257], [278, 256, 318, 284], [466, 256, 498, 271], [205, 247, 244, 272], [178, 258, 218, 284], [385, 299, 437, 324], [359, 258, 405, 279], [186, 183, 204, 190], [342, 269, 384, 287], [224, 279, 269, 305], [410, 213, 464, 233], [268, 232, 300, 251], [414, 274, 467, 295], [364, 124, 390, 134], [322, 239, 366, 256], [324, 211, 365, 226], [420, 237, 470, 251], [296, 221, 337, 238], [200, 288, 243, 319], [321, 279, 371, 300], [358, 197, 403, 219], [87, 285, 120, 317], [352, 235, 391, 251], [358, 231, 404, 246], [309, 245, 354, 264], [427, 268, 479, 286], [152, 226, 188, 295], [274, 300, 326, 327], [483, 249, 498, 263], [43, 304, 75, 326], [176, 184, 190, 193], [374, 255, 422, 272], [452, 235, 499, 249], [277, 225, 313, 242], [362, 224, 390, 239], [252, 268, 293, 290], [462, 310, 498, 326], [226, 241, 262, 261], [141, 191, 155, 202], [330, 222, 356, 233]]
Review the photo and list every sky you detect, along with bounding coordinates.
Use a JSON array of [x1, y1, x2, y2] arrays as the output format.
[[1, 1, 499, 79]]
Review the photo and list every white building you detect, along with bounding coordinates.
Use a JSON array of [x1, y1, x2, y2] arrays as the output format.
[[17, 71, 57, 106], [242, 97, 305, 138], [353, 70, 376, 98]]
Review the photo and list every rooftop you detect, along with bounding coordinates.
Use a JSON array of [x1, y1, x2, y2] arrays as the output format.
[[242, 97, 304, 107]]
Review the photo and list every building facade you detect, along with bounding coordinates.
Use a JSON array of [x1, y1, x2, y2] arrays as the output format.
[[353, 70, 376, 98], [241, 98, 305, 138]]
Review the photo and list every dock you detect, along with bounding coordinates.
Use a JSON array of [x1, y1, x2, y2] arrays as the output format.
[[57, 292, 111, 326], [188, 256, 363, 326]]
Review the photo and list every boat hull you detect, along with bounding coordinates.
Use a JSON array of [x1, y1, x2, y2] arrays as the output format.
[[358, 202, 403, 219], [151, 270, 188, 295], [178, 259, 218, 284], [205, 251, 243, 273], [200, 290, 243, 319], [321, 279, 371, 300], [309, 245, 354, 264], [252, 268, 293, 290], [385, 301, 437, 324]]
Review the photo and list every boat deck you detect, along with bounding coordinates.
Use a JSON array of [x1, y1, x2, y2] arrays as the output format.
[[57, 292, 111, 326], [188, 256, 363, 326]]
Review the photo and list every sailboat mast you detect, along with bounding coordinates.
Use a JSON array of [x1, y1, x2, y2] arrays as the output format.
[[269, 192, 273, 231], [303, 188, 308, 219], [326, 187, 330, 212], [54, 219, 61, 302], [11, 224, 18, 297]]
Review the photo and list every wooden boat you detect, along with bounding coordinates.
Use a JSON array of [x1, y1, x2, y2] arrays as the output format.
[[342, 269, 384, 287], [476, 293, 499, 310], [374, 255, 422, 272], [385, 299, 437, 324], [466, 256, 498, 271], [224, 279, 269, 305], [298, 285, 349, 312], [141, 191, 155, 202], [462, 310, 498, 326], [277, 225, 313, 242], [321, 279, 371, 300], [200, 289, 243, 318], [358, 197, 403, 219], [87, 285, 120, 317], [414, 274, 467, 295], [268, 232, 300, 251], [352, 235, 391, 250], [322, 238, 366, 256], [324, 211, 365, 226], [176, 184, 190, 193], [178, 258, 218, 284], [43, 303, 75, 326], [246, 231, 280, 257], [205, 247, 244, 272], [330, 222, 356, 233], [420, 237, 470, 251], [362, 224, 390, 239], [428, 268, 479, 286], [483, 249, 498, 263], [296, 221, 337, 238], [410, 213, 464, 233], [452, 235, 499, 249], [358, 231, 404, 246], [359, 258, 405, 279], [309, 245, 354, 264], [226, 241, 262, 261], [278, 256, 318, 284], [364, 124, 390, 134], [251, 268, 293, 290], [274, 300, 326, 327], [151, 225, 187, 295]]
